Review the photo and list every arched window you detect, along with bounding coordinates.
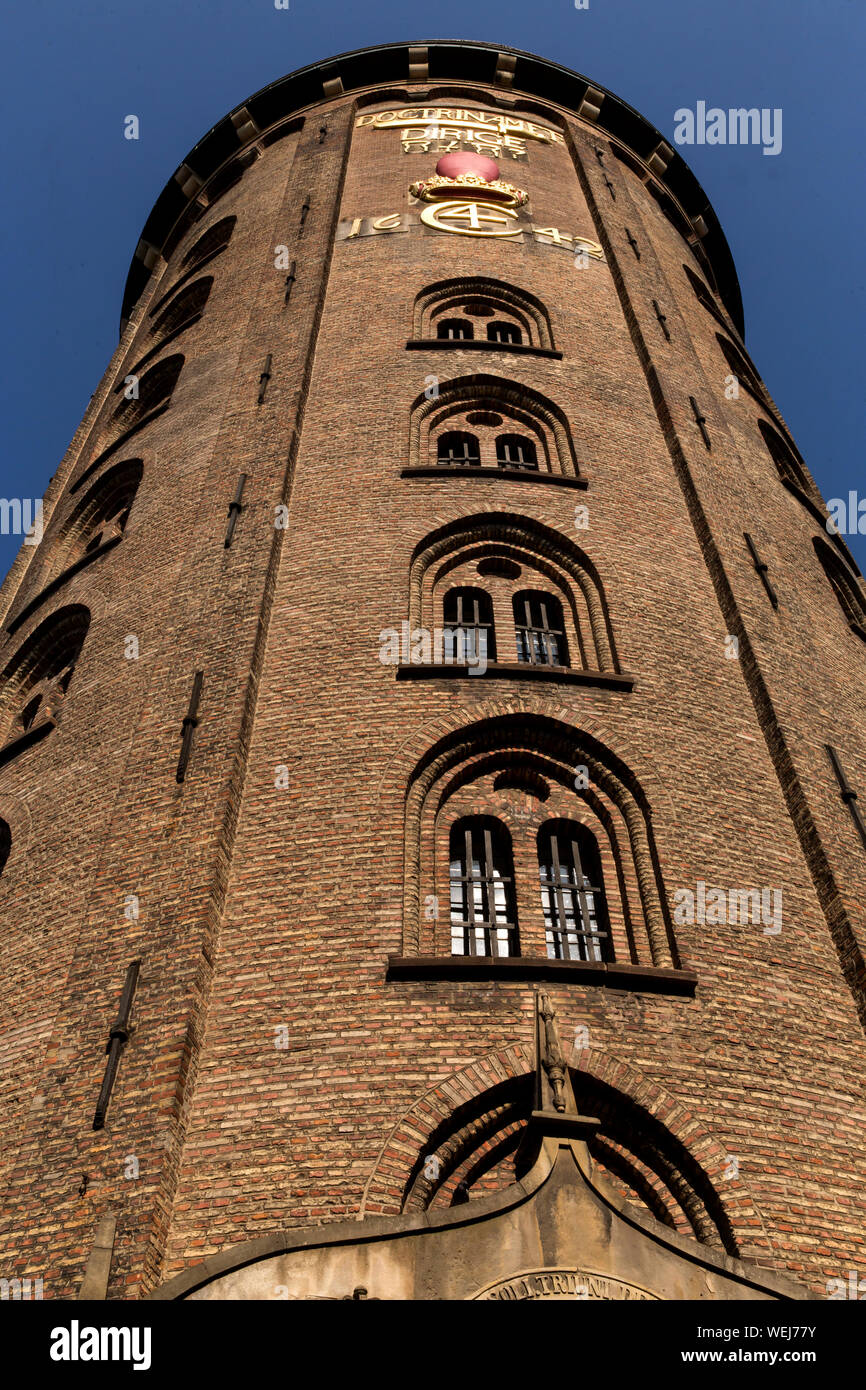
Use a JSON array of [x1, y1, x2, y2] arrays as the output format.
[[513, 590, 569, 667], [683, 263, 720, 318], [437, 318, 473, 341], [487, 321, 521, 345], [449, 817, 518, 957], [113, 355, 184, 427], [0, 606, 90, 761], [496, 434, 538, 470], [757, 420, 812, 496], [151, 277, 213, 340], [813, 538, 866, 638], [437, 431, 481, 466], [182, 216, 236, 270], [537, 820, 612, 963], [414, 277, 554, 349], [72, 459, 143, 562], [716, 334, 766, 402], [413, 374, 580, 480], [443, 587, 496, 663]]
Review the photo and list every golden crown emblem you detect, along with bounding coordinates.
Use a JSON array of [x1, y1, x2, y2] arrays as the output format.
[[409, 172, 529, 208]]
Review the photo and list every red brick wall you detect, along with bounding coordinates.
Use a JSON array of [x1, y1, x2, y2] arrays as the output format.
[[0, 77, 864, 1300]]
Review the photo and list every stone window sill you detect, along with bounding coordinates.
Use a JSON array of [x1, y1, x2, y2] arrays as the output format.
[[387, 955, 697, 996], [401, 465, 588, 490], [395, 661, 634, 691], [406, 338, 562, 360]]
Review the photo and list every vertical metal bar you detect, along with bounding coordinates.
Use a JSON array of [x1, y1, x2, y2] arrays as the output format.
[[483, 824, 496, 956], [652, 299, 671, 341], [571, 833, 595, 954], [257, 353, 273, 405], [690, 396, 712, 450], [744, 532, 779, 609], [93, 959, 141, 1130], [464, 824, 474, 954], [224, 473, 247, 548], [176, 671, 204, 784], [826, 745, 866, 853], [550, 833, 569, 960], [283, 260, 297, 306]]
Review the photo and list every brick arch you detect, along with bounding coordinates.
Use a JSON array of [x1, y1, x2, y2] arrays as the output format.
[[150, 275, 213, 342], [359, 1041, 532, 1217], [401, 711, 678, 967], [181, 214, 236, 270], [112, 354, 184, 430], [54, 459, 143, 576], [413, 276, 554, 349], [409, 511, 619, 672], [813, 535, 866, 636], [409, 373, 581, 479], [0, 604, 90, 753], [359, 1044, 770, 1258], [370, 696, 681, 852]]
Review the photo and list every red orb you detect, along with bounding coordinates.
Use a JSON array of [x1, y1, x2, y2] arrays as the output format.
[[435, 151, 500, 183]]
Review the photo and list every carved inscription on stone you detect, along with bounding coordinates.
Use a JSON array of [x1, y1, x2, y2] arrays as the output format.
[[471, 1267, 660, 1300]]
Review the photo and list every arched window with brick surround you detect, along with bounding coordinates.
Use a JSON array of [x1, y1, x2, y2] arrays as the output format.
[[182, 215, 236, 272], [6, 461, 143, 636], [113, 355, 184, 430], [399, 714, 679, 972], [63, 460, 142, 566], [758, 419, 812, 497], [150, 276, 213, 343], [146, 217, 236, 327], [412, 277, 555, 351], [449, 816, 518, 957], [813, 536, 866, 641], [538, 819, 612, 962], [716, 334, 768, 405], [0, 605, 90, 767], [408, 514, 623, 678], [409, 375, 582, 482], [487, 320, 521, 345], [683, 263, 727, 327]]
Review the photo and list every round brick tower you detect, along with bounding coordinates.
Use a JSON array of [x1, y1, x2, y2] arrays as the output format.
[[1, 41, 864, 1304]]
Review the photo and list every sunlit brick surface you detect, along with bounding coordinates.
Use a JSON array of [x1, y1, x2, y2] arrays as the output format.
[[0, 51, 864, 1300]]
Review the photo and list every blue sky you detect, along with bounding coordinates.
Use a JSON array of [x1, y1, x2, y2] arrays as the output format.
[[1, 0, 864, 578]]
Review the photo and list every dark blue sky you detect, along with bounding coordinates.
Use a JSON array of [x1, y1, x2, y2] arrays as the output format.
[[1, 0, 864, 578]]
